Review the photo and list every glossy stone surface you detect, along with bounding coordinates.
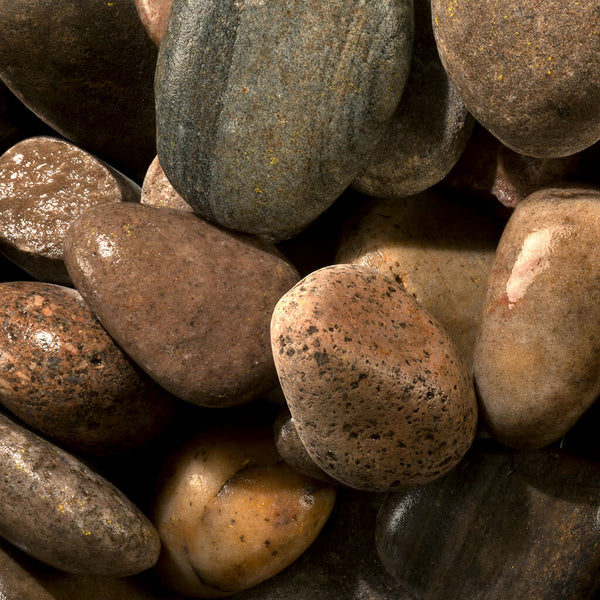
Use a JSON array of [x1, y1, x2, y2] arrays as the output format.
[[353, 0, 474, 197], [376, 442, 600, 600], [152, 424, 336, 597], [64, 203, 299, 406], [0, 281, 175, 456], [135, 0, 173, 46], [0, 412, 160, 576], [141, 156, 192, 212], [271, 264, 478, 491], [431, 0, 600, 157], [336, 192, 504, 367], [473, 187, 600, 448], [0, 0, 157, 180], [155, 0, 412, 241], [0, 136, 140, 285]]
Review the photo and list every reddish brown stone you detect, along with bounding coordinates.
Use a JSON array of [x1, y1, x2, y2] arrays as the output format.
[[135, 0, 173, 46], [141, 155, 192, 212]]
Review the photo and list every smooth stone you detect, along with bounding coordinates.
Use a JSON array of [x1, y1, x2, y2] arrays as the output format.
[[0, 0, 157, 180], [473, 187, 600, 449], [135, 0, 173, 46], [353, 0, 474, 197], [141, 155, 193, 212], [0, 136, 140, 285], [336, 191, 504, 367], [152, 424, 337, 597], [155, 0, 413, 241], [0, 281, 176, 456], [376, 442, 600, 600], [271, 264, 478, 492], [274, 406, 338, 485], [442, 124, 582, 210], [64, 203, 300, 406], [431, 0, 600, 158], [0, 411, 160, 576]]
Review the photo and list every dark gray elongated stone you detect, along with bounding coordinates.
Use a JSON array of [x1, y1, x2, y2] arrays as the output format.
[[156, 0, 413, 241], [376, 443, 600, 600], [0, 0, 157, 180]]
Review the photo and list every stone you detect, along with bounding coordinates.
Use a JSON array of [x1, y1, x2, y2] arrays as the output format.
[[0, 411, 160, 576], [431, 0, 600, 158], [0, 281, 176, 456], [376, 442, 600, 600], [0, 0, 157, 180], [155, 0, 413, 241], [64, 203, 300, 406], [271, 264, 478, 492], [135, 0, 173, 46], [473, 186, 600, 448], [336, 191, 504, 367], [152, 423, 337, 597], [353, 0, 474, 197], [0, 136, 140, 285], [141, 155, 192, 212]]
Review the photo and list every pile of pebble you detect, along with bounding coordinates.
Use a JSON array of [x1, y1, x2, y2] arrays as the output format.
[[1, 0, 600, 598]]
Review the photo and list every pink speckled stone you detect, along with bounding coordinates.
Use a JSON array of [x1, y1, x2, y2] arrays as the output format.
[[141, 155, 192, 212], [135, 0, 172, 46]]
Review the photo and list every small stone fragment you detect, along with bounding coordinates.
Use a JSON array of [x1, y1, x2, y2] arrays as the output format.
[[0, 412, 160, 576], [135, 0, 173, 46], [64, 203, 299, 406], [141, 155, 192, 212], [0, 136, 140, 285], [152, 424, 336, 597], [473, 186, 600, 448], [271, 264, 478, 491], [376, 442, 600, 600]]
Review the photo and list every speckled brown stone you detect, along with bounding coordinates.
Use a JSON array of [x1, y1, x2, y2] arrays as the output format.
[[0, 281, 176, 456], [0, 0, 157, 180], [135, 0, 173, 46], [431, 0, 600, 158], [271, 264, 478, 492], [0, 411, 160, 576], [141, 155, 192, 212], [473, 186, 600, 449], [376, 442, 600, 600], [0, 136, 140, 285], [336, 191, 504, 368], [64, 203, 300, 407], [352, 0, 474, 197]]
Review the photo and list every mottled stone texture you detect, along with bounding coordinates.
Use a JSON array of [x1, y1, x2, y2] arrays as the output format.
[[156, 0, 413, 241], [64, 203, 299, 407], [353, 0, 474, 197], [432, 0, 600, 158], [271, 264, 477, 491], [0, 136, 140, 285], [141, 155, 192, 212], [336, 191, 504, 367], [376, 443, 600, 600], [473, 187, 600, 449], [0, 0, 157, 180], [0, 282, 175, 456], [0, 412, 160, 576]]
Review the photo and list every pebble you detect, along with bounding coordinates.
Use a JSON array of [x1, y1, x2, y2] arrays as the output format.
[[353, 0, 474, 197], [271, 264, 478, 491], [155, 0, 413, 241], [152, 423, 337, 597], [141, 155, 193, 212], [0, 0, 157, 180], [336, 192, 504, 368], [473, 186, 600, 449], [0, 281, 176, 456], [0, 411, 160, 576], [431, 0, 600, 158], [64, 203, 299, 406], [376, 442, 600, 600], [135, 0, 173, 46], [0, 136, 140, 285]]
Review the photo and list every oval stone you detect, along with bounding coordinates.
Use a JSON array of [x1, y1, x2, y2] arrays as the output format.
[[155, 0, 412, 241], [271, 264, 478, 492], [64, 203, 300, 406], [0, 281, 175, 456], [431, 0, 600, 157], [0, 136, 140, 285], [0, 412, 160, 576], [0, 0, 157, 180], [473, 186, 600, 448]]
